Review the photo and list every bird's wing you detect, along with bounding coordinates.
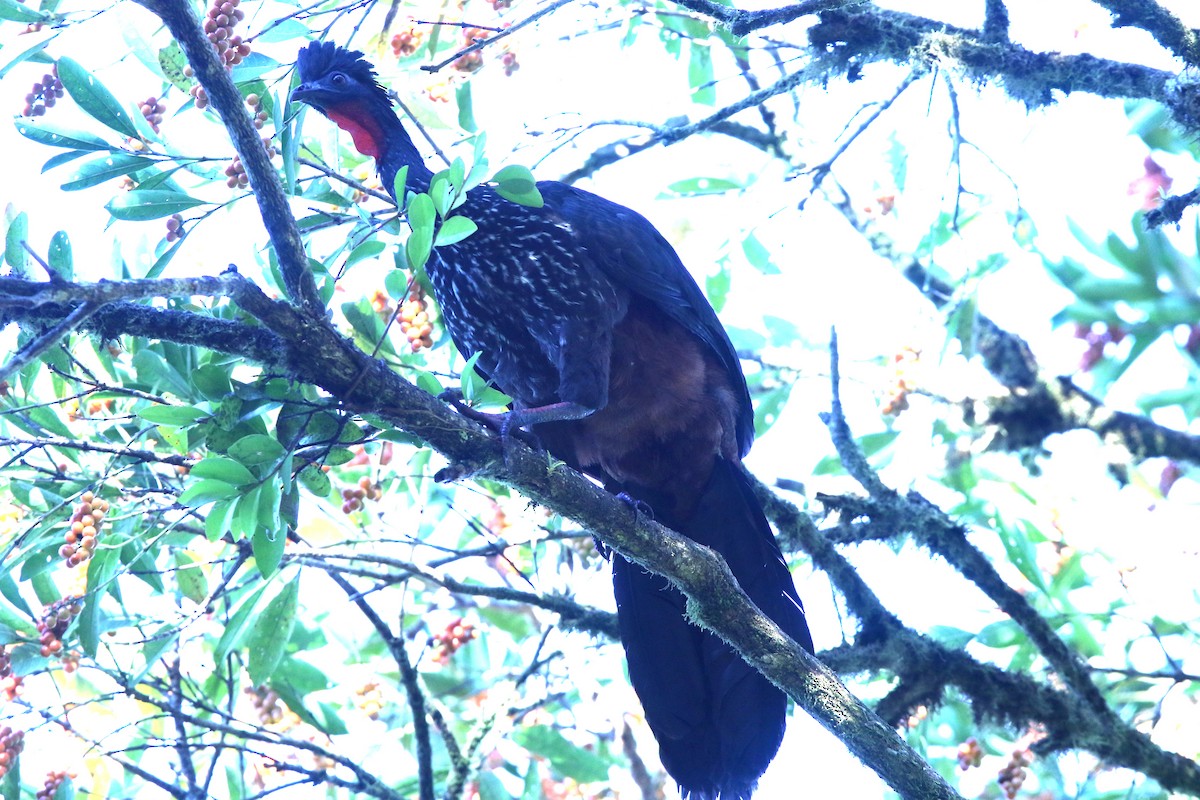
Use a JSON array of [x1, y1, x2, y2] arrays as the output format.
[[537, 181, 755, 456]]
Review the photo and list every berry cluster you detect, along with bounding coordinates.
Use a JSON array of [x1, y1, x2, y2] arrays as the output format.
[[345, 442, 394, 469], [452, 28, 491, 73], [487, 501, 512, 538], [369, 289, 393, 318], [997, 749, 1032, 798], [187, 75, 209, 110], [453, 50, 483, 73], [139, 96, 167, 132], [224, 156, 250, 189], [340, 477, 382, 515], [430, 617, 476, 665], [87, 397, 114, 416], [246, 685, 285, 725], [21, 66, 63, 117], [37, 596, 84, 658], [540, 776, 585, 800], [203, 0, 250, 68], [901, 704, 927, 729], [59, 491, 110, 568], [956, 737, 983, 770], [862, 193, 896, 218], [223, 138, 277, 189], [355, 681, 383, 720], [500, 51, 519, 77], [390, 26, 424, 58], [166, 213, 185, 242], [0, 675, 20, 701], [0, 727, 24, 780], [881, 346, 919, 416], [398, 289, 434, 352], [424, 80, 453, 104], [1074, 322, 1125, 372], [36, 770, 72, 800], [245, 93, 269, 130]]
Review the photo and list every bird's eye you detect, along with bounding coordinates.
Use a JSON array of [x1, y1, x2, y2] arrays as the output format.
[[331, 73, 347, 86]]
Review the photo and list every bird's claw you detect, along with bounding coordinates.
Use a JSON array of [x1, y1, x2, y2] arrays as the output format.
[[615, 491, 655, 520]]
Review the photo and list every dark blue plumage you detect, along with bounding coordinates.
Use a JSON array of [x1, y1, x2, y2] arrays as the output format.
[[293, 41, 813, 799]]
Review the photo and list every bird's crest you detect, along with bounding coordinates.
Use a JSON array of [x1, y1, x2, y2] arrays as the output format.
[[296, 41, 391, 106]]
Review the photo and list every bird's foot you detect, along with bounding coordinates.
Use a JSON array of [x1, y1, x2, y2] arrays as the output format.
[[592, 494, 654, 559], [439, 390, 541, 453], [591, 535, 611, 560], [615, 491, 655, 520]]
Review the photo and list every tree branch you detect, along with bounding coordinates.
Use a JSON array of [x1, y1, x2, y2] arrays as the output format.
[[1090, 0, 1200, 66], [129, 0, 322, 312]]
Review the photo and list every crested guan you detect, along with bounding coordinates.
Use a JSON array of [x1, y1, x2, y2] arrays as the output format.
[[292, 41, 814, 799]]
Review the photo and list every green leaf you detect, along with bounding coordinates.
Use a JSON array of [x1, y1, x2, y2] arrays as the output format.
[[0, 26, 54, 79], [178, 479, 241, 508], [230, 51, 280, 82], [57, 57, 140, 138], [512, 725, 610, 782], [189, 456, 256, 486], [41, 149, 93, 173], [192, 363, 233, 400], [0, 595, 35, 638], [927, 625, 975, 650], [60, 153, 157, 191], [80, 548, 121, 656], [205, 498, 237, 542], [492, 164, 543, 207], [227, 434, 286, 466], [753, 383, 792, 436], [247, 578, 298, 685], [251, 526, 286, 577], [392, 165, 409, 204], [173, 551, 209, 604], [214, 582, 270, 663], [15, 118, 110, 151], [25, 403, 73, 438], [456, 80, 476, 132], [4, 211, 27, 273], [107, 189, 204, 221], [137, 404, 208, 426], [345, 240, 387, 269], [405, 192, 436, 270], [47, 230, 72, 280], [687, 43, 715, 105], [665, 177, 741, 196], [741, 232, 779, 274], [297, 463, 332, 496], [976, 619, 1022, 648], [435, 215, 478, 247], [155, 423, 188, 454], [0, 0, 45, 24], [158, 41, 191, 94]]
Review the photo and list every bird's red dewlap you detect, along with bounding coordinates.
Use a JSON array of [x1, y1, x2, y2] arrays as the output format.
[[326, 104, 383, 160]]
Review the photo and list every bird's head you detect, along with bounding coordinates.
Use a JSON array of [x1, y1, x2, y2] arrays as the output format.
[[291, 41, 397, 160], [292, 41, 390, 113]]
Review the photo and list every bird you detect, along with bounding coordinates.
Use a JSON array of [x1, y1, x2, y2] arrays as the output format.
[[292, 41, 814, 799]]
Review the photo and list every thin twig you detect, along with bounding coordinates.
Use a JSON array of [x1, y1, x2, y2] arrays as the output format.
[[420, 0, 577, 72]]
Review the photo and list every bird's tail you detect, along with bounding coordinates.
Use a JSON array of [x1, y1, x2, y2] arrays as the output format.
[[612, 457, 812, 799]]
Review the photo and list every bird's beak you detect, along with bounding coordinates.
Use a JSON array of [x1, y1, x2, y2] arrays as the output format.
[[289, 83, 319, 109]]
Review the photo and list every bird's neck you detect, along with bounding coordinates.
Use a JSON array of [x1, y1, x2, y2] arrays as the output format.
[[323, 98, 435, 196]]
